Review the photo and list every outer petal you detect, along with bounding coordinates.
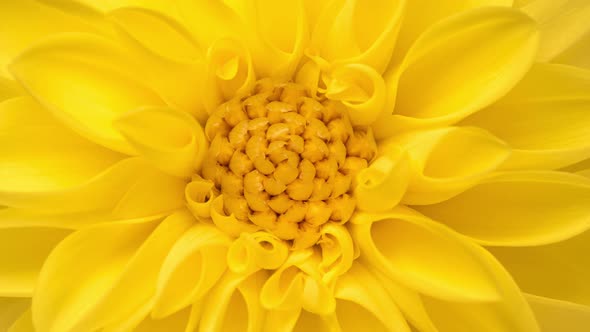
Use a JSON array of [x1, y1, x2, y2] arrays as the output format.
[[417, 171, 590, 246], [115, 107, 207, 178], [0, 157, 185, 218], [462, 63, 590, 170], [392, 0, 513, 65], [379, 126, 510, 205], [351, 207, 501, 302], [333, 263, 410, 332], [8, 308, 34, 332], [0, 228, 70, 297], [489, 230, 590, 306], [372, 7, 539, 138], [521, 0, 590, 61], [32, 212, 193, 332], [554, 32, 590, 69], [9, 33, 165, 154], [152, 222, 231, 318], [350, 207, 539, 331], [309, 0, 405, 73], [0, 0, 105, 71], [526, 294, 590, 332], [0, 76, 22, 101], [0, 97, 123, 193], [198, 271, 267, 332]]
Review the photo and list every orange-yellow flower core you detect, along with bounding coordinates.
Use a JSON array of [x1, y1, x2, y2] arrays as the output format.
[[201, 79, 377, 248]]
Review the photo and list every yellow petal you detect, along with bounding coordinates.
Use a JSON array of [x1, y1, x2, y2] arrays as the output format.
[[462, 63, 590, 170], [185, 177, 217, 221], [0, 157, 184, 218], [554, 32, 590, 69], [107, 8, 208, 122], [0, 76, 21, 101], [371, 269, 438, 332], [521, 0, 590, 61], [526, 294, 590, 332], [107, 7, 202, 64], [392, 0, 513, 65], [9, 33, 164, 154], [199, 271, 267, 332], [0, 0, 104, 72], [8, 308, 34, 332], [204, 38, 256, 113], [351, 206, 501, 302], [374, 7, 539, 135], [318, 223, 355, 285], [417, 171, 590, 246], [354, 147, 410, 212], [0, 97, 123, 193], [177, 0, 244, 48], [334, 262, 410, 332], [0, 298, 29, 332], [152, 222, 231, 318], [0, 228, 70, 297], [115, 107, 207, 178], [380, 127, 510, 205], [490, 230, 590, 306], [310, 0, 405, 73], [210, 195, 261, 237], [35, 213, 191, 332], [247, 0, 308, 80], [323, 63, 386, 126], [227, 231, 289, 274], [133, 306, 191, 332]]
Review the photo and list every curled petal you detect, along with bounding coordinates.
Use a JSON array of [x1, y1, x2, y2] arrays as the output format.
[[185, 178, 217, 220], [334, 263, 410, 332], [521, 0, 590, 61], [418, 171, 590, 246], [318, 223, 355, 285], [115, 107, 207, 178], [372, 269, 438, 332], [0, 228, 70, 297], [351, 206, 500, 302], [248, 0, 309, 80], [227, 231, 289, 274], [211, 195, 261, 237], [462, 63, 590, 170], [382, 126, 511, 205], [9, 33, 165, 154], [33, 212, 192, 332], [152, 222, 231, 318], [260, 249, 333, 315], [373, 7, 539, 135], [199, 271, 267, 332], [205, 38, 256, 113], [354, 147, 410, 212], [310, 0, 405, 72], [351, 207, 538, 331], [323, 63, 386, 126]]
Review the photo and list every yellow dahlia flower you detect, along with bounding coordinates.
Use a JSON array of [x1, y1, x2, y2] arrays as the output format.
[[2, 0, 590, 331]]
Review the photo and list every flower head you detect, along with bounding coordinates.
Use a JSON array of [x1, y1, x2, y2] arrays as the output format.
[[1, 0, 590, 331]]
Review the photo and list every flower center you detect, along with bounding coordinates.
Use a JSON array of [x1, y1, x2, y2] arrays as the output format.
[[201, 79, 376, 248]]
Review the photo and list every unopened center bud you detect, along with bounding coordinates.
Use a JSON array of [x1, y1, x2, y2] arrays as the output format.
[[202, 79, 377, 248]]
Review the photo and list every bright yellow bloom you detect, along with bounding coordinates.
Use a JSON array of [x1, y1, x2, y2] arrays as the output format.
[[1, 0, 590, 331]]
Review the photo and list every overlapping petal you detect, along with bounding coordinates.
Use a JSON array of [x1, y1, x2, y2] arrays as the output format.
[[418, 171, 590, 246], [373, 7, 539, 138], [462, 63, 590, 170], [9, 33, 165, 154], [32, 212, 193, 332], [526, 294, 590, 332], [0, 298, 30, 332]]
